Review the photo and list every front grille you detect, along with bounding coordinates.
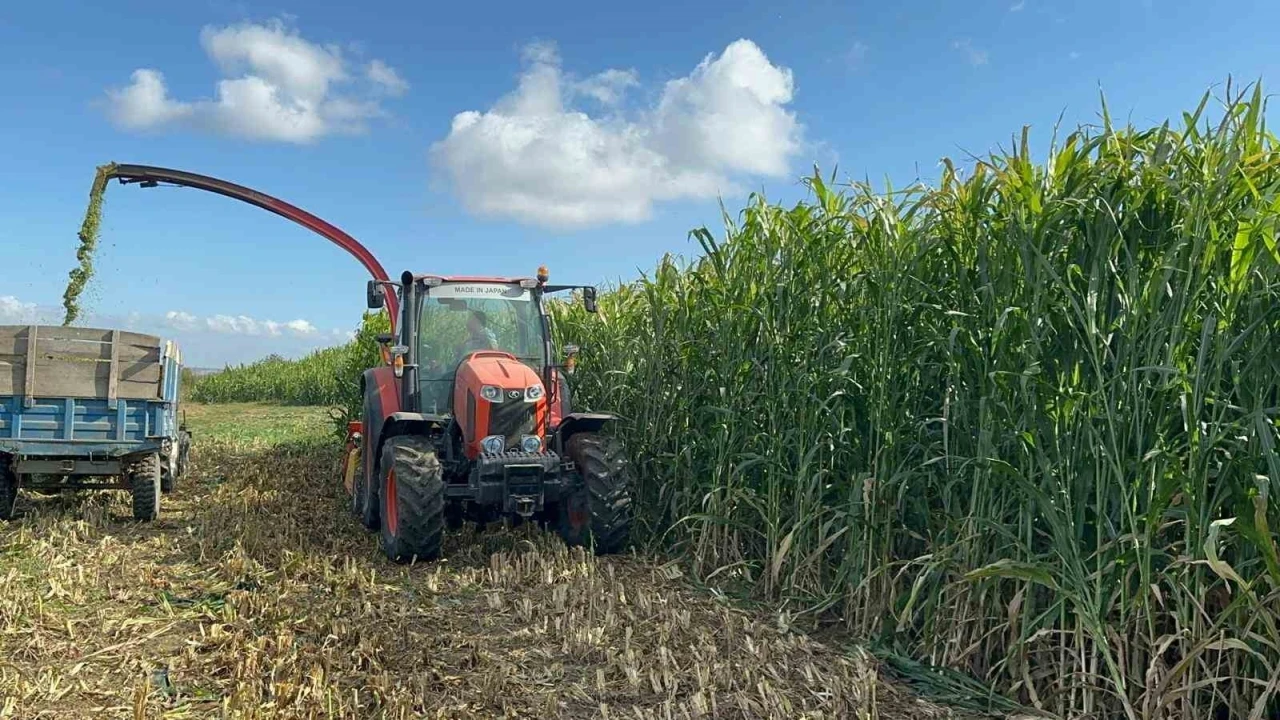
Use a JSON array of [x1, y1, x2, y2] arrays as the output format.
[[488, 399, 536, 445]]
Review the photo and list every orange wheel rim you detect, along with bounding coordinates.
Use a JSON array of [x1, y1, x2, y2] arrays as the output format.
[[386, 468, 398, 536]]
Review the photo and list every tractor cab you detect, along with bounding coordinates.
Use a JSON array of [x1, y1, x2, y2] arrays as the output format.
[[349, 266, 628, 565], [415, 279, 547, 429]]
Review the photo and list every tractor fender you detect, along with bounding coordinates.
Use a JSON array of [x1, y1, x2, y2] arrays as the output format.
[[383, 412, 448, 442], [360, 366, 401, 490], [554, 412, 619, 450]]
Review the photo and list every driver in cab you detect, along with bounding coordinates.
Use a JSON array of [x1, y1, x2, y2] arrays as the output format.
[[462, 310, 497, 353], [424, 309, 497, 378]]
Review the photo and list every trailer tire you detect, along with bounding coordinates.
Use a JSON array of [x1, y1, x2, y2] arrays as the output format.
[[557, 432, 632, 555], [176, 430, 191, 478], [161, 430, 191, 493], [378, 436, 444, 563], [0, 463, 17, 521], [129, 453, 161, 522], [160, 454, 176, 493]]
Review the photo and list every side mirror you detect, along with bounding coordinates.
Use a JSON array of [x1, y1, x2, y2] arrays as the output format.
[[375, 333, 393, 345], [583, 286, 598, 314], [367, 280, 384, 310]]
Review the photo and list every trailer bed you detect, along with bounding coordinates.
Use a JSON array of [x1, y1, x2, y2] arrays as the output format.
[[0, 325, 179, 457]]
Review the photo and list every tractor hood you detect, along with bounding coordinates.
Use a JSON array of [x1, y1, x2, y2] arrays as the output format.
[[452, 351, 548, 457]]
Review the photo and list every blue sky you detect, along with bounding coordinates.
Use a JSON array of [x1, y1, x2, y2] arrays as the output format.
[[1, 0, 1277, 367]]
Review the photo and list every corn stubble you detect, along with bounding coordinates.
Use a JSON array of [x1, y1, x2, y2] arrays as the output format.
[[552, 83, 1280, 719], [0, 428, 934, 719]]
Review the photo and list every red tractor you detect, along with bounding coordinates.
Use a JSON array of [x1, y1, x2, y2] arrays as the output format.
[[342, 266, 633, 563], [81, 163, 629, 564]]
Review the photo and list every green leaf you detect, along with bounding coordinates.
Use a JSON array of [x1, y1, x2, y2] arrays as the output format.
[[964, 559, 1059, 591]]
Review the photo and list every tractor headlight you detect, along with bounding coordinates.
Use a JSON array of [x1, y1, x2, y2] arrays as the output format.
[[480, 435, 505, 454], [525, 384, 545, 401], [480, 385, 503, 403], [520, 435, 542, 453]]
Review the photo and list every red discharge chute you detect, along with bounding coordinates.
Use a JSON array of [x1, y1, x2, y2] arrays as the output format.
[[102, 163, 399, 336]]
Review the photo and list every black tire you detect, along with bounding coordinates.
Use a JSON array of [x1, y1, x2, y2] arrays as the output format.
[[176, 431, 191, 477], [557, 432, 632, 555], [0, 462, 17, 521], [129, 453, 161, 522], [160, 454, 176, 493], [379, 436, 445, 563], [354, 396, 379, 530], [354, 448, 379, 531], [162, 430, 191, 493]]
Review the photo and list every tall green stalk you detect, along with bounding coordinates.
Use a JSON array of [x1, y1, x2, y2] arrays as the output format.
[[553, 82, 1280, 719]]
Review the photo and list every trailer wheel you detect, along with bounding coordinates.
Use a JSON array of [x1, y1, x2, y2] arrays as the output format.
[[160, 454, 176, 493], [557, 432, 632, 555], [176, 430, 191, 478], [0, 463, 17, 521], [378, 436, 445, 563], [128, 453, 161, 522], [162, 429, 192, 493]]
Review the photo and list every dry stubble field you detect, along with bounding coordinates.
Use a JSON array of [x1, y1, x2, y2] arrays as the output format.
[[0, 403, 961, 720]]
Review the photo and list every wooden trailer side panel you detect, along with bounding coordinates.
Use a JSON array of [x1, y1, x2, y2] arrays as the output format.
[[0, 326, 164, 403]]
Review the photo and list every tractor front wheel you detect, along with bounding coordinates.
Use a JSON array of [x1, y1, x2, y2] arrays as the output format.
[[129, 452, 161, 522], [353, 453, 379, 530], [379, 436, 445, 563], [557, 432, 632, 555]]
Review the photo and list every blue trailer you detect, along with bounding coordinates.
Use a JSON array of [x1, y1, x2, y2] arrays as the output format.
[[0, 325, 191, 521]]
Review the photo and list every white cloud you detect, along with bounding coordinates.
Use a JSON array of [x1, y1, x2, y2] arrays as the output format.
[[367, 59, 409, 96], [0, 296, 39, 323], [429, 38, 804, 229], [573, 68, 639, 106], [952, 39, 989, 67], [167, 310, 320, 337], [1009, 1, 1026, 11], [284, 319, 318, 335], [103, 18, 405, 143], [105, 70, 195, 130], [164, 310, 198, 330]]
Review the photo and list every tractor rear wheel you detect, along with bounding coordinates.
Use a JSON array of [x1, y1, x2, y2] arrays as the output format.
[[129, 453, 161, 522], [0, 463, 17, 520], [378, 436, 445, 563], [557, 432, 632, 555]]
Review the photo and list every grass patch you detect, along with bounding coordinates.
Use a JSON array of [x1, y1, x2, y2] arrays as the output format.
[[182, 402, 330, 445]]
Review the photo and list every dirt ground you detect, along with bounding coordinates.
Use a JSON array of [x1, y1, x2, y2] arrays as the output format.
[[0, 403, 963, 719]]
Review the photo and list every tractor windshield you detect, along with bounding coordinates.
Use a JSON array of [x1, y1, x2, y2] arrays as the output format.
[[416, 282, 545, 413]]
